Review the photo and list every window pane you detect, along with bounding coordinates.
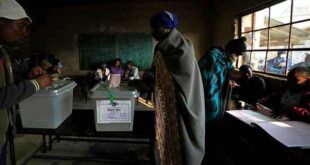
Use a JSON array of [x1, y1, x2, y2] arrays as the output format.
[[250, 51, 266, 72], [270, 0, 291, 27], [254, 8, 269, 30], [293, 0, 310, 22], [242, 32, 252, 50], [242, 14, 252, 32], [237, 51, 251, 68], [291, 21, 310, 48], [266, 51, 287, 75], [269, 25, 290, 49], [253, 30, 268, 49], [234, 19, 239, 39], [287, 51, 310, 70]]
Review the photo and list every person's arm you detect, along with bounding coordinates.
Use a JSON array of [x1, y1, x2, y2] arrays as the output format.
[[0, 80, 38, 109], [287, 91, 310, 122], [0, 74, 52, 109], [257, 77, 266, 94], [123, 69, 130, 79], [133, 67, 140, 79], [250, 77, 266, 103]]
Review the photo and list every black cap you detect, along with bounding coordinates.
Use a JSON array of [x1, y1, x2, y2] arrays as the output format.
[[225, 37, 247, 56], [239, 64, 252, 72]]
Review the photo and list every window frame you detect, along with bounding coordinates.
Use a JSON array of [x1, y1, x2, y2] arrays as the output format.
[[235, 0, 310, 77]]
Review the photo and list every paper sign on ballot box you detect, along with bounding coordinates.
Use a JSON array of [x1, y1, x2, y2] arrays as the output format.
[[96, 100, 132, 123]]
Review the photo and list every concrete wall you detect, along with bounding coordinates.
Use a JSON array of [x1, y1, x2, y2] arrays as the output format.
[[206, 0, 270, 46], [29, 1, 208, 75]]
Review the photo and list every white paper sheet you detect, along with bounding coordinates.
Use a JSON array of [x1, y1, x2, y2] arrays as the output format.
[[109, 74, 121, 88], [254, 121, 310, 148], [96, 100, 131, 123], [227, 110, 310, 148]]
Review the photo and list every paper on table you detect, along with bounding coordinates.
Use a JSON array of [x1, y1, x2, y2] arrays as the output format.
[[253, 121, 310, 148], [256, 103, 289, 121], [227, 110, 276, 125], [109, 74, 121, 88]]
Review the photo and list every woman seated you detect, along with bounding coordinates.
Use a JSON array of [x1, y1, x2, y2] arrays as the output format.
[[258, 67, 310, 122], [110, 58, 124, 75]]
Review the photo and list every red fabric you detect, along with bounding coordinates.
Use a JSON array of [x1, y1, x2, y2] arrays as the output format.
[[287, 91, 310, 122]]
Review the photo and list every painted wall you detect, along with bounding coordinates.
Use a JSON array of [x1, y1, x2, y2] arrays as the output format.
[[206, 0, 270, 46], [29, 1, 208, 75]]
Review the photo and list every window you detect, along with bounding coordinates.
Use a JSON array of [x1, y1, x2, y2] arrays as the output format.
[[237, 0, 310, 75]]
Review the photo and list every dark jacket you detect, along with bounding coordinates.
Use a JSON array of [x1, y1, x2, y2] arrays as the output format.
[[235, 75, 266, 104], [0, 47, 36, 164]]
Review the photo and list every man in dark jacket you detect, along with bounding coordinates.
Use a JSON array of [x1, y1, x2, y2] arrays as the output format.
[[0, 0, 52, 164], [234, 64, 266, 105]]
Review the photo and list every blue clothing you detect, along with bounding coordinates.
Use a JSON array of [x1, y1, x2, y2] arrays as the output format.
[[267, 57, 286, 74], [199, 48, 233, 124]]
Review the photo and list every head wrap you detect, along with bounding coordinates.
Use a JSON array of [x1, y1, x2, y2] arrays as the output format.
[[225, 37, 247, 56], [150, 11, 178, 29], [0, 0, 31, 22]]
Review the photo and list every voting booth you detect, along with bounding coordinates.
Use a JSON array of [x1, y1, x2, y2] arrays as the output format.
[[20, 80, 76, 129], [89, 82, 138, 131]]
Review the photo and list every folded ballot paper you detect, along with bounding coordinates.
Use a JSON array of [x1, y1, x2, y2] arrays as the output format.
[[109, 74, 121, 88]]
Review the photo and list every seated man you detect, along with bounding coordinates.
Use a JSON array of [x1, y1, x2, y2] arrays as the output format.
[[123, 61, 140, 80], [96, 63, 110, 81], [110, 58, 124, 75], [266, 51, 287, 74], [233, 65, 266, 105]]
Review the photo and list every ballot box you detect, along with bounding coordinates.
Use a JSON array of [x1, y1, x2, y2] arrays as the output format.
[[89, 82, 139, 131], [20, 80, 76, 129]]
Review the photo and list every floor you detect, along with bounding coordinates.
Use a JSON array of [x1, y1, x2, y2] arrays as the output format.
[[14, 135, 152, 165]]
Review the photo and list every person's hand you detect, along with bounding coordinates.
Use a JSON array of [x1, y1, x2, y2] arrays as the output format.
[[28, 66, 46, 79], [35, 74, 52, 89], [229, 80, 240, 88], [270, 110, 285, 119]]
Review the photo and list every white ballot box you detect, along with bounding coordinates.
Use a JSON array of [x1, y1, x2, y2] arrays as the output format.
[[89, 83, 139, 131], [20, 80, 76, 129]]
